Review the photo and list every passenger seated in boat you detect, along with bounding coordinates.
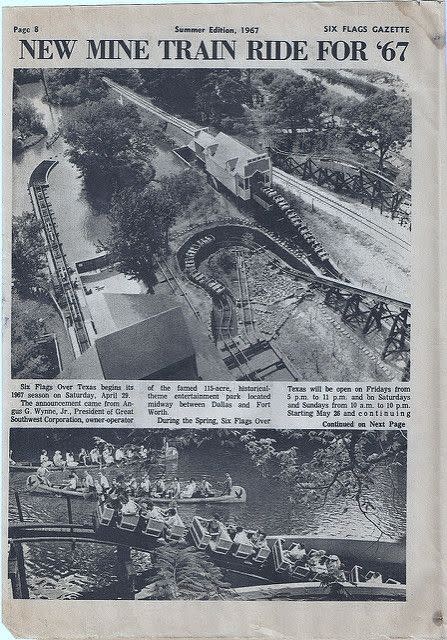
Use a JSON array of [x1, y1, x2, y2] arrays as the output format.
[[144, 501, 166, 521], [98, 471, 110, 493], [66, 452, 78, 468], [115, 447, 125, 464], [78, 449, 89, 465], [40, 450, 50, 465], [139, 446, 148, 459], [120, 495, 139, 516], [36, 464, 52, 486], [53, 451, 65, 468], [126, 448, 135, 461], [89, 447, 100, 464], [102, 447, 114, 465], [165, 477, 181, 499], [139, 474, 152, 495], [219, 473, 233, 496], [9, 450, 16, 466], [65, 472, 79, 491], [207, 514, 225, 538], [285, 543, 307, 563], [153, 475, 167, 497], [196, 476, 214, 497], [166, 507, 184, 532], [83, 471, 95, 492], [232, 527, 253, 547], [180, 478, 197, 498]]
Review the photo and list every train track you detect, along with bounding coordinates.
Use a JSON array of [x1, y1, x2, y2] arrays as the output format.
[[235, 251, 257, 341], [105, 79, 411, 257], [214, 297, 262, 381], [103, 78, 199, 136], [272, 167, 411, 253], [154, 257, 202, 321]]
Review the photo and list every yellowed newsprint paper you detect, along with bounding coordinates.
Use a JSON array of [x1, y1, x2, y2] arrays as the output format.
[[2, 1, 446, 639]]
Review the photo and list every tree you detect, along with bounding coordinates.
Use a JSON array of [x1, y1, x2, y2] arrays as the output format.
[[12, 211, 49, 297], [44, 69, 108, 106], [61, 98, 156, 200], [106, 169, 215, 287], [346, 90, 411, 171], [240, 429, 407, 537], [262, 73, 327, 149], [12, 99, 46, 139], [147, 545, 231, 600], [106, 183, 174, 287], [11, 295, 54, 378]]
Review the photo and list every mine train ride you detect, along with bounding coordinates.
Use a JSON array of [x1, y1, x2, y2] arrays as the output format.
[[92, 505, 405, 596]]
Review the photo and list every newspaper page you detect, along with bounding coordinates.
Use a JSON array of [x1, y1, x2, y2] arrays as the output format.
[[2, 1, 445, 639]]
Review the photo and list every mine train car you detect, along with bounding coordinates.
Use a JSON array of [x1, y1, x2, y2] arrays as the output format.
[[92, 506, 405, 595], [182, 234, 227, 298]]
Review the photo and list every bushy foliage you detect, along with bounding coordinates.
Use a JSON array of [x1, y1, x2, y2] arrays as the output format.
[[105, 169, 213, 286], [148, 545, 231, 600], [12, 98, 46, 153], [139, 69, 254, 130], [11, 295, 55, 378], [61, 98, 156, 200], [12, 211, 48, 297], [310, 69, 377, 97], [345, 90, 411, 170], [44, 69, 108, 105], [14, 69, 42, 85], [262, 72, 327, 149]]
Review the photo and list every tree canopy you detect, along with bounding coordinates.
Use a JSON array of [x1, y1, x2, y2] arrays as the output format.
[[346, 90, 411, 170], [262, 73, 327, 149], [44, 69, 108, 105], [105, 169, 215, 286], [12, 99, 46, 153], [139, 69, 253, 132], [11, 295, 55, 378], [12, 211, 48, 297], [240, 429, 406, 537], [61, 98, 156, 200]]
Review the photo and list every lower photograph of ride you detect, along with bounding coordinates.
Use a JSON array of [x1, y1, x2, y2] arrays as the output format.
[[8, 427, 407, 601]]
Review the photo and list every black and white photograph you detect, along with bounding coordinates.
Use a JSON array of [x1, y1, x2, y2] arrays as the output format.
[[12, 68, 411, 382], [8, 427, 406, 601]]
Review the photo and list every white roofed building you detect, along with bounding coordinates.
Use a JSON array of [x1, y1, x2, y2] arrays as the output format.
[[188, 129, 272, 200]]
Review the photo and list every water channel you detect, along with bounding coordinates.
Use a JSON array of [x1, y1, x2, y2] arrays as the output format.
[[13, 81, 186, 266], [9, 430, 406, 599]]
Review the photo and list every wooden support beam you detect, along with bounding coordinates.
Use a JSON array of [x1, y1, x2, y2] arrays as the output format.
[[9, 543, 30, 599], [116, 547, 136, 600]]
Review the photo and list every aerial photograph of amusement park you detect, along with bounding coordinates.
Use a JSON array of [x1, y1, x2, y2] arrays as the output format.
[[11, 67, 411, 382], [8, 427, 406, 601]]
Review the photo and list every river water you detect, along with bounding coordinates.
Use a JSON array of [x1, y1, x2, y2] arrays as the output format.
[[13, 81, 185, 266], [9, 431, 406, 599]]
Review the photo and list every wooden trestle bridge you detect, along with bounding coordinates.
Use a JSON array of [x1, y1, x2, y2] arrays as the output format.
[[268, 148, 411, 226]]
